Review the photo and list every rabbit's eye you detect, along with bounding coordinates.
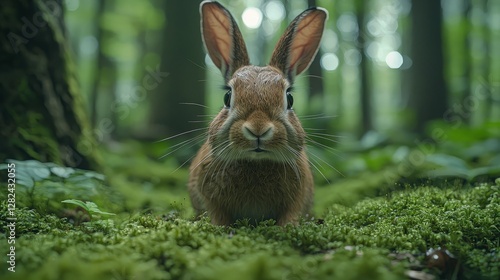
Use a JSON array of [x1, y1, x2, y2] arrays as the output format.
[[224, 89, 232, 108], [286, 91, 294, 110]]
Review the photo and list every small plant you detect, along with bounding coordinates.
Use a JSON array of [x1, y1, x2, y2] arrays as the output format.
[[62, 199, 115, 219], [0, 159, 115, 214]]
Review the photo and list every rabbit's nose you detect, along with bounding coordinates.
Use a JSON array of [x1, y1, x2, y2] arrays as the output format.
[[242, 124, 274, 141]]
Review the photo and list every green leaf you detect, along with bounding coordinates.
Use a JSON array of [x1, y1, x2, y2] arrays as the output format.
[[425, 154, 469, 170], [83, 171, 105, 181], [62, 199, 89, 211], [28, 167, 51, 181], [51, 166, 75, 178], [422, 168, 470, 179], [84, 201, 116, 216], [61, 200, 115, 217], [16, 172, 35, 188], [468, 165, 500, 180]]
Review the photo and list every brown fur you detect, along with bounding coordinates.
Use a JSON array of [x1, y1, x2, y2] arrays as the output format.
[[190, 1, 327, 226]]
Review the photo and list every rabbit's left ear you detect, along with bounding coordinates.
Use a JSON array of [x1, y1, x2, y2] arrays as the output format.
[[269, 8, 327, 82], [200, 1, 250, 82]]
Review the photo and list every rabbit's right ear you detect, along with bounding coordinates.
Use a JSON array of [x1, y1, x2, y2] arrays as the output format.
[[200, 1, 250, 82], [269, 8, 327, 83]]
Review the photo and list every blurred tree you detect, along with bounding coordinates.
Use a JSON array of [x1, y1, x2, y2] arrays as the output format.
[[307, 0, 325, 99], [407, 0, 448, 133], [148, 0, 205, 137], [469, 0, 490, 125], [0, 0, 101, 169], [459, 0, 471, 103], [89, 0, 116, 129], [355, 0, 371, 134]]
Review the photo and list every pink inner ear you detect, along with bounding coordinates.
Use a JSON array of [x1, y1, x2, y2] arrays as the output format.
[[202, 4, 233, 70], [288, 11, 326, 76]]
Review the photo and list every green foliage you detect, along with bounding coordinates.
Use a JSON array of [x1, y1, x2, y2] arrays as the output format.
[[61, 200, 115, 219], [0, 159, 115, 215], [418, 121, 500, 180]]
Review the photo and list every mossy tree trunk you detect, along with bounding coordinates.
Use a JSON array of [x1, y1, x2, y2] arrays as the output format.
[[0, 0, 100, 170]]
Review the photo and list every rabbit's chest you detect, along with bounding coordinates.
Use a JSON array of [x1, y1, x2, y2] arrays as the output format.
[[210, 161, 301, 207]]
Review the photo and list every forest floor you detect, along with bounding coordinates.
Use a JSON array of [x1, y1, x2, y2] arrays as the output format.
[[1, 126, 499, 280]]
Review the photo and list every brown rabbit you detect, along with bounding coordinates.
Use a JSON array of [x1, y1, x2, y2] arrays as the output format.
[[189, 1, 327, 226]]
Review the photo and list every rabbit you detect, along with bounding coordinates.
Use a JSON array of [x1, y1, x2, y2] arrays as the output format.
[[188, 0, 327, 226]]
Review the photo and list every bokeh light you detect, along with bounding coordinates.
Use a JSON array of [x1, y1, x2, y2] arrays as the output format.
[[385, 51, 403, 69], [242, 7, 263, 29], [79, 36, 98, 56], [264, 1, 285, 21], [65, 0, 79, 11], [320, 53, 339, 71]]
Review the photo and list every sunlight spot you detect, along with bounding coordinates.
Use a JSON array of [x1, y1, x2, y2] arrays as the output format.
[[366, 42, 380, 60], [367, 19, 382, 37], [242, 7, 263, 29], [265, 1, 285, 21], [79, 36, 98, 56], [262, 20, 277, 36], [385, 51, 403, 69], [321, 29, 338, 52], [337, 13, 358, 33], [321, 53, 339, 71], [65, 0, 79, 11]]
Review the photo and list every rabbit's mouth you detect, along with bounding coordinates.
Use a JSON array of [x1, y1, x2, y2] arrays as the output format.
[[253, 148, 266, 153]]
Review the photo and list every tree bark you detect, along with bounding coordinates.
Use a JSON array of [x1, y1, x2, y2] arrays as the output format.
[[408, 0, 448, 134], [0, 0, 100, 170]]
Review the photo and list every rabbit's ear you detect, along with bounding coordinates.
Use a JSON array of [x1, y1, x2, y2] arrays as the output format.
[[200, 1, 250, 82], [269, 7, 327, 82]]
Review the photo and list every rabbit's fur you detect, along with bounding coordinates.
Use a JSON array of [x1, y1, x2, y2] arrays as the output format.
[[189, 1, 327, 226]]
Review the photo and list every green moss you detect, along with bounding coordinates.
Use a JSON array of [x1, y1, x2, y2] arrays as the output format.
[[314, 167, 401, 211], [1, 183, 498, 279]]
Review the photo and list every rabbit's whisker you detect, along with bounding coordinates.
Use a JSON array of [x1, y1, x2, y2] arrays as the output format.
[[166, 132, 207, 149], [306, 137, 342, 158], [156, 127, 207, 142], [308, 151, 343, 178], [301, 115, 337, 120], [307, 134, 341, 144], [179, 102, 209, 108], [170, 145, 206, 174], [283, 147, 302, 181], [201, 141, 232, 187], [302, 74, 323, 80], [192, 140, 228, 172], [305, 154, 330, 184], [303, 127, 327, 131], [305, 138, 343, 159], [159, 133, 207, 160], [308, 132, 345, 139]]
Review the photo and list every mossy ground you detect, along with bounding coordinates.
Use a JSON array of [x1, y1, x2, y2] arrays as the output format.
[[1, 151, 499, 280]]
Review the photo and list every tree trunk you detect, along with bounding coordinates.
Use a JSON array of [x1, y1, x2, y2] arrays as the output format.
[[148, 0, 205, 138], [0, 0, 100, 170], [356, 1, 371, 134], [408, 0, 448, 134], [307, 0, 324, 99]]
